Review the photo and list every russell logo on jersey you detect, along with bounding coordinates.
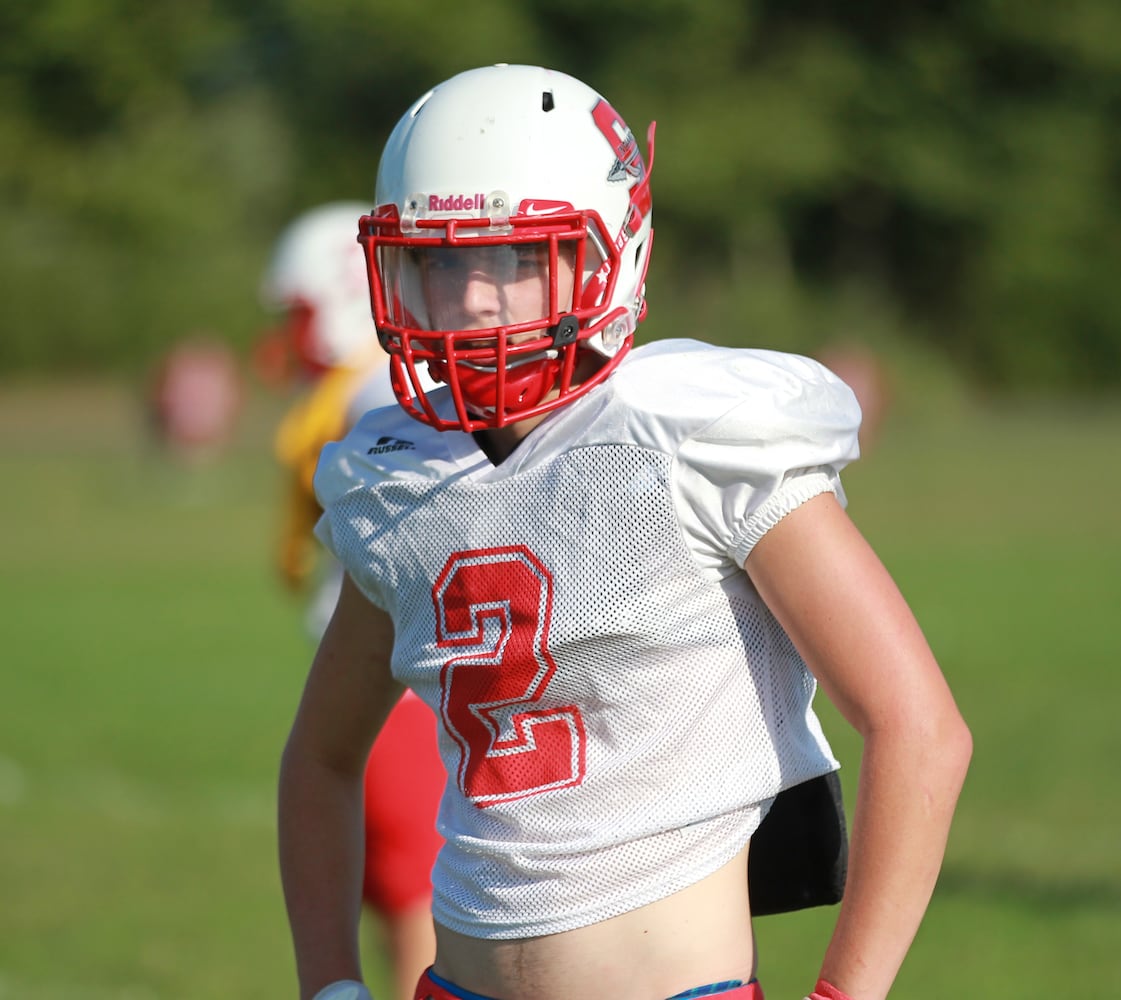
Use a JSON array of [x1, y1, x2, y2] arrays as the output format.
[[367, 435, 416, 455]]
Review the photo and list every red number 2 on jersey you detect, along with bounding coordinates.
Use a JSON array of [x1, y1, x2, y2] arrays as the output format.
[[432, 546, 586, 806]]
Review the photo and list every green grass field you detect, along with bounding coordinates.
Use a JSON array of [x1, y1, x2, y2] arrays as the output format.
[[1, 378, 1119, 998]]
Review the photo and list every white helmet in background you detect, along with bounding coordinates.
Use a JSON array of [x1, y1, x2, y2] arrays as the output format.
[[261, 201, 378, 375], [361, 64, 655, 431]]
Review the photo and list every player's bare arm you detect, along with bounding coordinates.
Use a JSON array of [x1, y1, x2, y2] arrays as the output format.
[[746, 492, 972, 1000], [279, 575, 402, 1000]]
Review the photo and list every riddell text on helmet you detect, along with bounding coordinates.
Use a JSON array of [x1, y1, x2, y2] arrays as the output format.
[[429, 193, 485, 212]]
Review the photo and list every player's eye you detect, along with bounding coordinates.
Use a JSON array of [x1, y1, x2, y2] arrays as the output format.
[[422, 249, 463, 275], [513, 244, 546, 277]]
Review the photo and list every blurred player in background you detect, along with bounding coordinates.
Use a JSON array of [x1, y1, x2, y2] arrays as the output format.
[[278, 66, 971, 1000], [146, 332, 244, 465], [815, 341, 893, 455], [258, 202, 397, 631], [260, 202, 443, 1000]]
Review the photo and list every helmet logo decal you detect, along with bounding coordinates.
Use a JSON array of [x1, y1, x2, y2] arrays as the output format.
[[429, 192, 485, 212], [519, 200, 572, 217], [591, 99, 644, 185]]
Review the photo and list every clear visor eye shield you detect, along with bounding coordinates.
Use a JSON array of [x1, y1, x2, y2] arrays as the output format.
[[364, 200, 611, 350], [358, 201, 622, 428]]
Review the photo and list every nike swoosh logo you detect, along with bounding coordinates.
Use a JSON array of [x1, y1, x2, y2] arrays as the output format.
[[522, 202, 568, 217]]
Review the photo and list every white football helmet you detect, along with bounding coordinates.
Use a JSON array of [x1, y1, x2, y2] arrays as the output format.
[[261, 202, 378, 375], [360, 64, 655, 431]]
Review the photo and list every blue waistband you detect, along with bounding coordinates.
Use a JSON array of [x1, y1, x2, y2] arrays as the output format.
[[425, 967, 755, 999], [668, 981, 747, 999], [424, 968, 499, 1000]]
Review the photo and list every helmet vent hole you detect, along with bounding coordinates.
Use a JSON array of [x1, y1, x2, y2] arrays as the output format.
[[542, 90, 555, 112]]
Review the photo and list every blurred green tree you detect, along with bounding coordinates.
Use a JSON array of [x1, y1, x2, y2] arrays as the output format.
[[1, 0, 1118, 391]]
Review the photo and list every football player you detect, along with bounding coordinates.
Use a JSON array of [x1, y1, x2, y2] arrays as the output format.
[[278, 66, 971, 1000]]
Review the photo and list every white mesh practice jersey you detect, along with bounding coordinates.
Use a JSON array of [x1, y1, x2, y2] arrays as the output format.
[[314, 338, 862, 939]]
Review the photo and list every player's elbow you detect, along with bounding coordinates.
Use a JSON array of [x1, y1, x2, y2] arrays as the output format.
[[280, 714, 372, 788], [940, 709, 973, 792], [870, 697, 973, 808], [908, 702, 973, 812]]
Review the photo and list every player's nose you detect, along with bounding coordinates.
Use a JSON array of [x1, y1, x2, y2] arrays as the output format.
[[461, 271, 503, 323]]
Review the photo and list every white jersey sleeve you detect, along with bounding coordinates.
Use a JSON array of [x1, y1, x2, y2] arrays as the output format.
[[666, 343, 861, 571], [596, 339, 861, 573], [313, 391, 484, 613]]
